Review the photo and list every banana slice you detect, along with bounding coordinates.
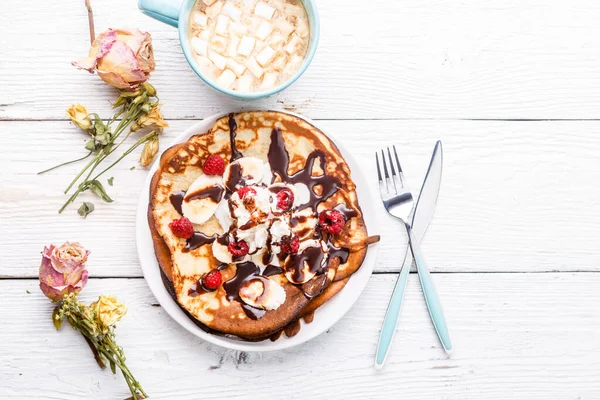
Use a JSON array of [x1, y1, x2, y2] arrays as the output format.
[[223, 157, 266, 191], [239, 276, 286, 311], [212, 238, 233, 264], [182, 175, 224, 224], [283, 240, 328, 284]]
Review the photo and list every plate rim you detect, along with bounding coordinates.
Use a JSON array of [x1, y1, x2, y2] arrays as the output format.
[[135, 109, 379, 352]]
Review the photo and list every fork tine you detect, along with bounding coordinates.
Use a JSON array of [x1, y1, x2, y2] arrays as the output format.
[[392, 145, 403, 173], [386, 147, 399, 192], [375, 151, 383, 182], [375, 151, 388, 193], [381, 150, 390, 180]]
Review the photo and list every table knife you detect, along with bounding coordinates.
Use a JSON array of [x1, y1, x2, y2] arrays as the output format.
[[375, 140, 444, 368]]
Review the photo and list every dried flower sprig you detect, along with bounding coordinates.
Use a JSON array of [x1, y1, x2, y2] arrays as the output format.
[[40, 242, 147, 399], [39, 28, 167, 216]]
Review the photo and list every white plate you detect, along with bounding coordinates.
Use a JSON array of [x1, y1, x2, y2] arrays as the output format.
[[136, 110, 379, 351]]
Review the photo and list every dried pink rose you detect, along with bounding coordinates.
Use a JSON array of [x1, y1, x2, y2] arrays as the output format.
[[73, 28, 155, 90], [39, 243, 89, 302], [45, 242, 90, 273]]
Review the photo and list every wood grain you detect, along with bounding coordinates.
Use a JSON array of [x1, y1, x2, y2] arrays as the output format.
[[2, 0, 600, 120], [2, 274, 599, 399], [1, 119, 599, 278]]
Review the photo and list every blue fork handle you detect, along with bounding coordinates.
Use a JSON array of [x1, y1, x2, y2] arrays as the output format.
[[375, 250, 412, 368], [406, 225, 453, 353]]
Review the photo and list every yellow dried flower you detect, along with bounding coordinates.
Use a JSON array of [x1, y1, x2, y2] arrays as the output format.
[[91, 295, 127, 333], [131, 104, 168, 133], [139, 135, 159, 167], [66, 104, 92, 131]]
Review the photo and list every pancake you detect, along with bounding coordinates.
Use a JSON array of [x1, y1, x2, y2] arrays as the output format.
[[149, 111, 378, 340]]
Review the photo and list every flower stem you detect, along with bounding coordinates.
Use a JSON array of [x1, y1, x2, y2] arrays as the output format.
[[64, 152, 102, 194], [90, 132, 155, 181], [38, 152, 92, 175]]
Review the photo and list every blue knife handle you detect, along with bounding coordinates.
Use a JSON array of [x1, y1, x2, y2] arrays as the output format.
[[375, 251, 412, 368], [407, 227, 452, 353]]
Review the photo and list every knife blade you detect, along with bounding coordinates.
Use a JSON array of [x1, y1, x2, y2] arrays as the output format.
[[375, 140, 443, 368]]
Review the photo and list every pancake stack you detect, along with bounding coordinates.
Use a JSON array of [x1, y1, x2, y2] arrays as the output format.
[[149, 111, 378, 341]]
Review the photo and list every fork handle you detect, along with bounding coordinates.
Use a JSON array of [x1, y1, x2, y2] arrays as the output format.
[[374, 249, 413, 368], [405, 224, 453, 354]]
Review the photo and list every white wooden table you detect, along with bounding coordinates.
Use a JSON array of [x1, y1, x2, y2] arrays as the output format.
[[2, 0, 600, 398]]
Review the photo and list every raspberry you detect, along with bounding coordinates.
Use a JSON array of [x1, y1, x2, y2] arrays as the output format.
[[228, 239, 249, 257], [203, 155, 225, 176], [169, 217, 194, 239], [280, 235, 300, 254], [202, 270, 222, 290], [236, 186, 257, 199], [318, 209, 346, 234], [276, 188, 294, 211]]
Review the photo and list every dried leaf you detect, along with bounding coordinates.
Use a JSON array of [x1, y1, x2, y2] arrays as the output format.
[[78, 202, 95, 218], [52, 305, 63, 330], [107, 177, 114, 186], [89, 180, 113, 203]]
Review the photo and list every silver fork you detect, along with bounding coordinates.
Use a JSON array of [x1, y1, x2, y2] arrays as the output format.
[[376, 146, 452, 353]]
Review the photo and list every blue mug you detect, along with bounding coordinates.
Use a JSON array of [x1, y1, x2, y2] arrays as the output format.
[[139, 0, 320, 100]]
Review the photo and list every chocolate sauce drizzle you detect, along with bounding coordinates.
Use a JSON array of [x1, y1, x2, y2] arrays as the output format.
[[169, 191, 186, 215], [183, 233, 218, 253], [268, 128, 342, 212], [223, 262, 266, 320], [185, 185, 224, 203], [228, 113, 243, 162]]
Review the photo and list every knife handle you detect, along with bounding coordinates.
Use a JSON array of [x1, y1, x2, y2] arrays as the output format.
[[374, 251, 413, 368], [406, 226, 453, 354]]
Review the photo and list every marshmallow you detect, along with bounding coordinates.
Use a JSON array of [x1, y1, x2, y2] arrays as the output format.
[[191, 37, 209, 56], [238, 35, 256, 56], [255, 2, 275, 20], [256, 20, 273, 40], [275, 18, 295, 37], [211, 35, 229, 54], [202, 0, 217, 5], [246, 57, 264, 78], [256, 46, 276, 67], [192, 12, 208, 27], [295, 17, 309, 38], [236, 73, 254, 91], [209, 50, 228, 70], [283, 34, 303, 55], [205, 1, 223, 19], [223, 2, 242, 21], [215, 15, 230, 35], [216, 69, 237, 88], [261, 71, 278, 89], [227, 58, 247, 77], [227, 36, 241, 57]]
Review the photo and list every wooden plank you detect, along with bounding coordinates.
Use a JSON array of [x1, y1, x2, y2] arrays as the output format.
[[2, 0, 600, 120], [2, 273, 599, 399], [1, 119, 599, 278]]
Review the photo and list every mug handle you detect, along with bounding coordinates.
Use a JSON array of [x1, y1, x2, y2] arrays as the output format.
[[138, 0, 183, 28]]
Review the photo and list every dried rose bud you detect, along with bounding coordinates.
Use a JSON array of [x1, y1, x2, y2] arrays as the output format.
[[39, 243, 89, 302], [91, 295, 127, 333], [66, 104, 92, 131], [139, 135, 159, 167], [72, 28, 155, 90], [131, 104, 168, 133]]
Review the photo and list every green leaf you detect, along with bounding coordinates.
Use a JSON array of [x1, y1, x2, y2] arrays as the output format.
[[52, 306, 63, 330], [109, 359, 116, 374], [85, 139, 97, 152], [25, 289, 31, 294], [77, 202, 95, 218], [130, 166, 135, 170], [107, 177, 114, 186], [89, 180, 114, 203]]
